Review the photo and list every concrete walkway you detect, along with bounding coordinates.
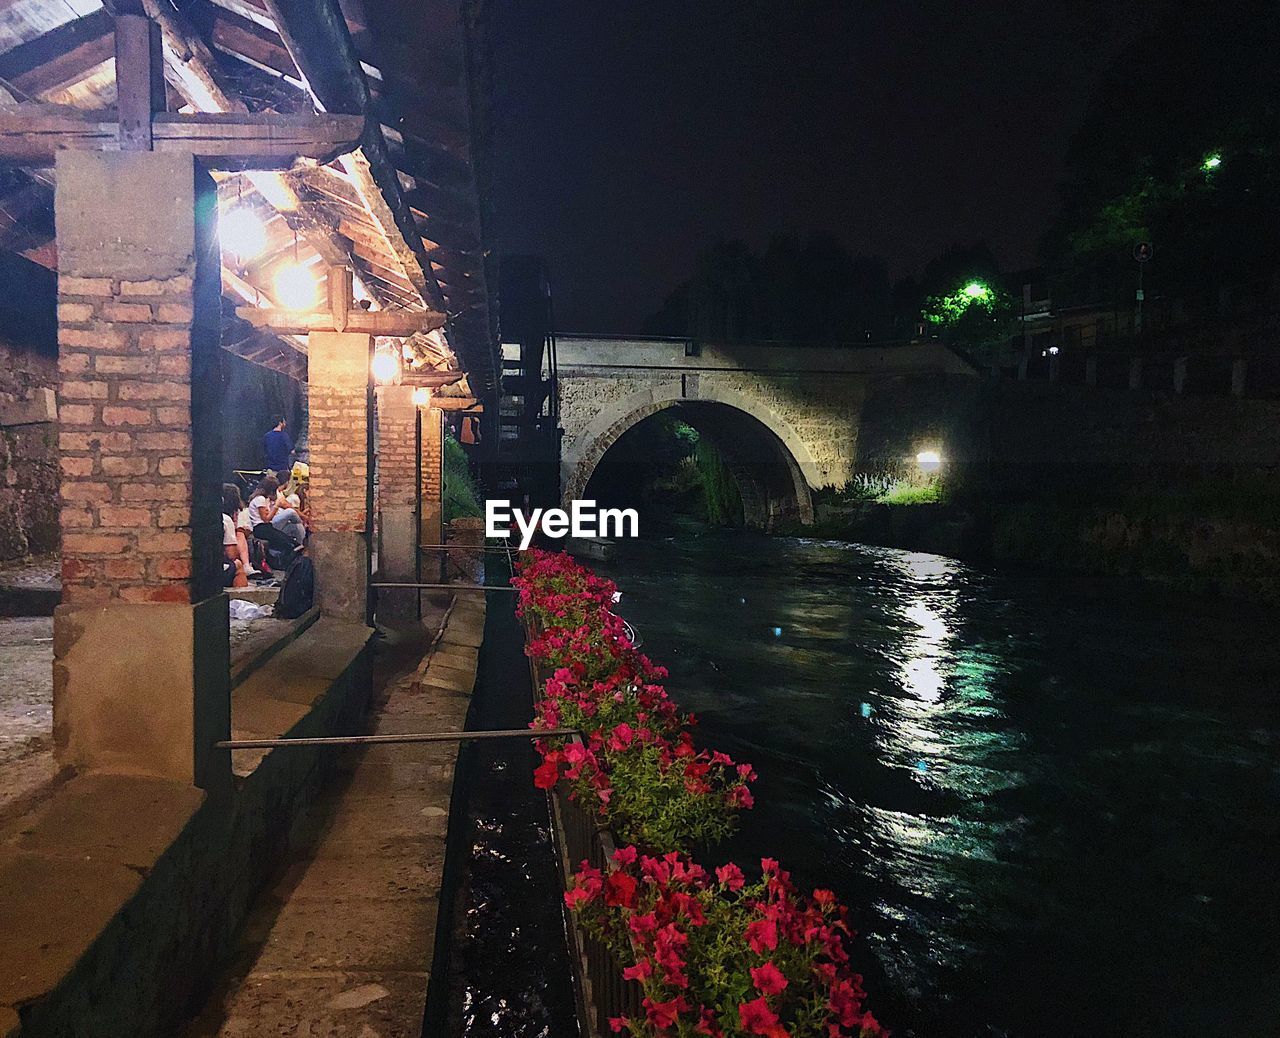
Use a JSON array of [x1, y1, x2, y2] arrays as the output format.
[[188, 595, 485, 1038], [0, 617, 59, 819]]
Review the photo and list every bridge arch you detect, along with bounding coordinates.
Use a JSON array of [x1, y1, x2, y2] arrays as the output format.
[[562, 383, 817, 529]]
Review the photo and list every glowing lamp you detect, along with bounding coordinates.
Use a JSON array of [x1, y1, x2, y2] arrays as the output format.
[[220, 207, 266, 261], [963, 281, 989, 300], [273, 265, 319, 311], [371, 349, 400, 384], [916, 450, 942, 473], [411, 387, 432, 407], [1202, 153, 1222, 172]]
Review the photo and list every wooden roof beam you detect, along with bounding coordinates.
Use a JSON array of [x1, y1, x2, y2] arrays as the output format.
[[0, 9, 115, 99]]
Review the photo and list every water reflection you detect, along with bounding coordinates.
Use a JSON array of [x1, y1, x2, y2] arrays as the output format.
[[598, 534, 1280, 1037]]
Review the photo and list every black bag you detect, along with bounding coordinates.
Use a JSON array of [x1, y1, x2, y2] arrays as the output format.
[[275, 556, 315, 619]]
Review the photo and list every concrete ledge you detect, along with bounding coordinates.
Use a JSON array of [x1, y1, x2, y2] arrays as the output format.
[[191, 602, 483, 1037], [1, 619, 375, 1038]]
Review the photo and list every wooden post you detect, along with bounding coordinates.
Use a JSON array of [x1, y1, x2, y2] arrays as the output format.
[[114, 15, 164, 151]]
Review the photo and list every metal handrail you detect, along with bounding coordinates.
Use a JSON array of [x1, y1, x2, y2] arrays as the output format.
[[215, 727, 577, 750]]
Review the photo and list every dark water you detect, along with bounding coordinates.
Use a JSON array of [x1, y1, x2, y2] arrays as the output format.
[[439, 569, 582, 1038], [593, 533, 1280, 1038]]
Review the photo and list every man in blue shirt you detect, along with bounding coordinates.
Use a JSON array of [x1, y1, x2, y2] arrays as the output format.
[[262, 415, 294, 480]]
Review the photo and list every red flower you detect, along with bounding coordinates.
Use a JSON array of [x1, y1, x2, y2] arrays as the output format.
[[613, 845, 638, 866], [745, 917, 778, 954], [738, 997, 784, 1036], [532, 759, 559, 789], [605, 871, 639, 909], [622, 957, 653, 982], [644, 996, 685, 1030], [608, 1017, 629, 1033], [716, 862, 746, 891], [750, 961, 788, 996]]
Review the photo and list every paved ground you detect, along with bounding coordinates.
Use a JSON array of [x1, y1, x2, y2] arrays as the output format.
[[0, 555, 58, 590], [0, 617, 60, 818], [187, 595, 484, 1038]]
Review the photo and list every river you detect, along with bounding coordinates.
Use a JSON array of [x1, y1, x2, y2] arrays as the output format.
[[591, 532, 1280, 1038]]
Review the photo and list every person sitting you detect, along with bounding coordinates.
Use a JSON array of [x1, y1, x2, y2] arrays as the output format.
[[222, 483, 257, 578], [222, 496, 248, 588], [248, 474, 305, 560]]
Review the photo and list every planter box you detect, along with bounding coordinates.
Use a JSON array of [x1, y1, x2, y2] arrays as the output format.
[[523, 614, 642, 1038]]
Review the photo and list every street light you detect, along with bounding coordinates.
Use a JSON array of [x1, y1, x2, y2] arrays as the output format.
[[1202, 152, 1222, 172], [916, 449, 942, 473], [411, 387, 432, 407], [963, 281, 990, 301]]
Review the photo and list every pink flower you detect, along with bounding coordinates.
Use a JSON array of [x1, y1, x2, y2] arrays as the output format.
[[716, 863, 745, 892], [608, 1017, 629, 1033], [613, 845, 638, 866], [750, 961, 789, 996]]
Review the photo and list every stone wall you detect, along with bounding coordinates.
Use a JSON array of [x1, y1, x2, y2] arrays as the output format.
[[0, 336, 58, 562]]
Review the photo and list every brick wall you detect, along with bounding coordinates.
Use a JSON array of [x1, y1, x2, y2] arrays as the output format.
[[307, 332, 369, 534], [375, 390, 442, 515], [56, 274, 206, 605]]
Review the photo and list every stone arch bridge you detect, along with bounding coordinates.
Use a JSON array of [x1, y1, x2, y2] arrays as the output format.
[[556, 335, 975, 529]]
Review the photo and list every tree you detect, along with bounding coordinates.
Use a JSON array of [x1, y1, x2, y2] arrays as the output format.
[[1045, 0, 1280, 316]]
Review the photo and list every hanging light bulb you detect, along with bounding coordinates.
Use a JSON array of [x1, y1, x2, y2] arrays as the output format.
[[411, 387, 432, 407], [273, 264, 319, 311], [220, 206, 267, 261], [371, 348, 401, 384]]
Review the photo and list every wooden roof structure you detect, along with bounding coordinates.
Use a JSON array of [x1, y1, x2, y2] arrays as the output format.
[[0, 0, 497, 390]]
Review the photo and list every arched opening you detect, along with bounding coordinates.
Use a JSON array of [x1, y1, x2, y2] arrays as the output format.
[[574, 400, 813, 532]]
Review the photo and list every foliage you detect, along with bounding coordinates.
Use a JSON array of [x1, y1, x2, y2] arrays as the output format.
[[565, 848, 885, 1038], [920, 277, 1017, 347], [514, 550, 755, 852], [443, 432, 481, 521], [695, 438, 743, 527], [1046, 0, 1280, 314], [875, 481, 942, 506]]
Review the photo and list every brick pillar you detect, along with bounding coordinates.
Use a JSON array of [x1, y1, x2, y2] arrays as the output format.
[[52, 151, 229, 789], [374, 386, 444, 617], [307, 331, 371, 624], [423, 406, 443, 550], [375, 384, 417, 590]]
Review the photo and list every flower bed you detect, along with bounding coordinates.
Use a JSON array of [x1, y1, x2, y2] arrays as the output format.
[[514, 549, 884, 1038]]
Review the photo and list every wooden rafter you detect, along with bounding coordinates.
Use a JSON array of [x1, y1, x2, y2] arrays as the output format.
[[0, 9, 114, 99]]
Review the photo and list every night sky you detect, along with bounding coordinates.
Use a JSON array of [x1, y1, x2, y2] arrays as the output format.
[[485, 0, 1151, 333]]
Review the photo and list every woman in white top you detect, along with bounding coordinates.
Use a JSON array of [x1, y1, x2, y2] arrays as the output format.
[[248, 474, 306, 555], [222, 484, 255, 579]]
